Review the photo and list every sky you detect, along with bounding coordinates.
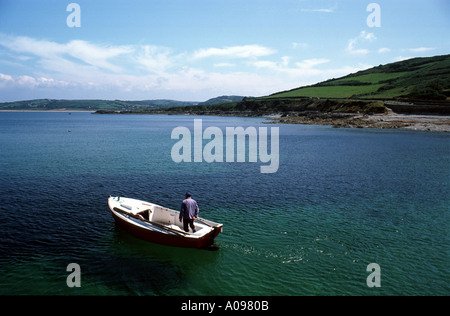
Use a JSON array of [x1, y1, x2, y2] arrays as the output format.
[[0, 0, 449, 102]]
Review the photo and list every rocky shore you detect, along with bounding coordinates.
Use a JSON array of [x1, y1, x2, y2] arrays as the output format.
[[94, 109, 450, 132], [267, 111, 450, 132]]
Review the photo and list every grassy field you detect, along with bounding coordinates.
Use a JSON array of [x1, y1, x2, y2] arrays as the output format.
[[268, 54, 450, 101], [268, 84, 385, 99], [332, 72, 408, 84]]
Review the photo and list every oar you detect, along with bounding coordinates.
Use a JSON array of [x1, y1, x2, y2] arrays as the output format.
[[195, 217, 214, 227], [195, 216, 222, 229]]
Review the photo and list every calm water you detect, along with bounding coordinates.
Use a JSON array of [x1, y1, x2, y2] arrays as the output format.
[[0, 112, 448, 295]]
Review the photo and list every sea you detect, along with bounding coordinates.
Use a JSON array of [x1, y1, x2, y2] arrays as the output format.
[[0, 111, 448, 296]]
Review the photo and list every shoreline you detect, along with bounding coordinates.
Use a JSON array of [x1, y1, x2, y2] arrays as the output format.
[[2, 109, 449, 132], [97, 109, 450, 133], [266, 111, 450, 132]]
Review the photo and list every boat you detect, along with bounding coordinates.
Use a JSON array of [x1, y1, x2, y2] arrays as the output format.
[[107, 196, 223, 249]]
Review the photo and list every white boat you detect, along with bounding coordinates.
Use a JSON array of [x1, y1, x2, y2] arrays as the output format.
[[107, 196, 223, 249]]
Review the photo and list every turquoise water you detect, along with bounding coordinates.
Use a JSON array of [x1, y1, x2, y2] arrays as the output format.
[[0, 111, 448, 295]]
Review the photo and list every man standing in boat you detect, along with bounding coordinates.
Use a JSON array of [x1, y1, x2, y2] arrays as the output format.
[[180, 192, 199, 233]]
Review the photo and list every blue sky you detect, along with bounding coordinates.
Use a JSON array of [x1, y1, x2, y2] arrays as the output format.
[[0, 0, 449, 102]]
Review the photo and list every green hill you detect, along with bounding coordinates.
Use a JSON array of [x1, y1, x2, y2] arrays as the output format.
[[0, 96, 244, 111], [0, 99, 198, 111], [268, 54, 450, 100], [198, 95, 245, 105], [146, 54, 450, 116]]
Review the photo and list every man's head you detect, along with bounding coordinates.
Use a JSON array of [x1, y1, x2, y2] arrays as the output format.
[[185, 192, 192, 199]]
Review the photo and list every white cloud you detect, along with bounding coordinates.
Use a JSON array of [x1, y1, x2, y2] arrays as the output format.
[[296, 58, 330, 69], [346, 31, 376, 55], [193, 45, 276, 59], [250, 57, 328, 73], [252, 60, 279, 70], [0, 35, 282, 99], [301, 3, 337, 13], [378, 47, 391, 53], [0, 73, 14, 83], [246, 56, 365, 93], [213, 62, 235, 68], [65, 40, 133, 72], [135, 45, 177, 74], [0, 34, 133, 74], [0, 73, 70, 89], [281, 56, 290, 67], [361, 31, 376, 41], [0, 34, 374, 101], [347, 40, 369, 55], [408, 47, 435, 53], [292, 42, 309, 50], [391, 47, 436, 62]]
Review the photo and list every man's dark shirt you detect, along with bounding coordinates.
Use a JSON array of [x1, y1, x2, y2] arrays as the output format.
[[180, 197, 199, 220]]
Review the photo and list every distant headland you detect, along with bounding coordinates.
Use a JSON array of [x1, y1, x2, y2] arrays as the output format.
[[2, 54, 449, 131]]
